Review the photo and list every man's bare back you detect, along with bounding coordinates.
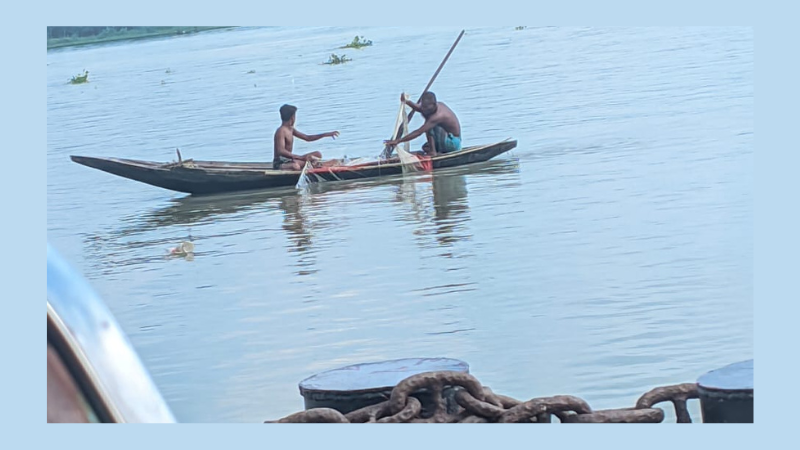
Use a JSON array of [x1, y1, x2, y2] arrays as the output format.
[[274, 124, 296, 154], [423, 102, 460, 137], [383, 91, 462, 156]]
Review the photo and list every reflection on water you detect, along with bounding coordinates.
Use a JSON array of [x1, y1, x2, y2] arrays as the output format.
[[122, 187, 298, 232], [84, 159, 521, 278], [279, 195, 312, 254], [393, 173, 471, 250], [390, 160, 520, 253], [278, 194, 320, 276], [432, 173, 470, 247]]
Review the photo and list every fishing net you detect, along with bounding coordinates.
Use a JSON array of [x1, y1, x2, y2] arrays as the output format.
[[295, 156, 371, 190], [392, 95, 426, 174], [295, 95, 427, 191], [295, 160, 313, 190]]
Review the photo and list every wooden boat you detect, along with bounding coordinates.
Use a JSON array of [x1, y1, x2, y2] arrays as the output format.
[[71, 139, 517, 195]]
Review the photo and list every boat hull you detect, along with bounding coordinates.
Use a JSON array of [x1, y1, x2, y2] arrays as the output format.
[[71, 140, 517, 195]]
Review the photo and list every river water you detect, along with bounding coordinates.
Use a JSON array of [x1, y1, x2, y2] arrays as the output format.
[[47, 26, 753, 422]]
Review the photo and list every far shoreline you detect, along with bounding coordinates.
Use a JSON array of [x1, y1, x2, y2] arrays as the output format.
[[47, 27, 236, 50]]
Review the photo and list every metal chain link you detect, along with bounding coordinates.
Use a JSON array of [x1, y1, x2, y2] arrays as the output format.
[[266, 371, 700, 423]]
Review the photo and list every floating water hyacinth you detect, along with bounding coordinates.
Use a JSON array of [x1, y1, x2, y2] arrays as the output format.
[[341, 36, 372, 49], [70, 70, 89, 84], [323, 54, 352, 65]]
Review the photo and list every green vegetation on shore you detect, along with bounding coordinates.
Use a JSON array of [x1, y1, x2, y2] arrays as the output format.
[[47, 27, 234, 50]]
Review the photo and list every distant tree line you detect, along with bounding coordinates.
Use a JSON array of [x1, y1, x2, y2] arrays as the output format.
[[46, 27, 232, 49], [46, 26, 210, 39]]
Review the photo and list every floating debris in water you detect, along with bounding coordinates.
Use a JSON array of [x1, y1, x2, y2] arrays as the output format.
[[247, 69, 256, 74], [165, 68, 172, 74], [168, 241, 194, 258], [515, 26, 527, 31]]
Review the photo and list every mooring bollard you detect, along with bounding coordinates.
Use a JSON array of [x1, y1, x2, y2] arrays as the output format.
[[298, 358, 469, 416], [696, 359, 753, 423]]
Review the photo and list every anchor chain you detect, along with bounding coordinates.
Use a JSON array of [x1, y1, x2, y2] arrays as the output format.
[[266, 371, 700, 423]]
